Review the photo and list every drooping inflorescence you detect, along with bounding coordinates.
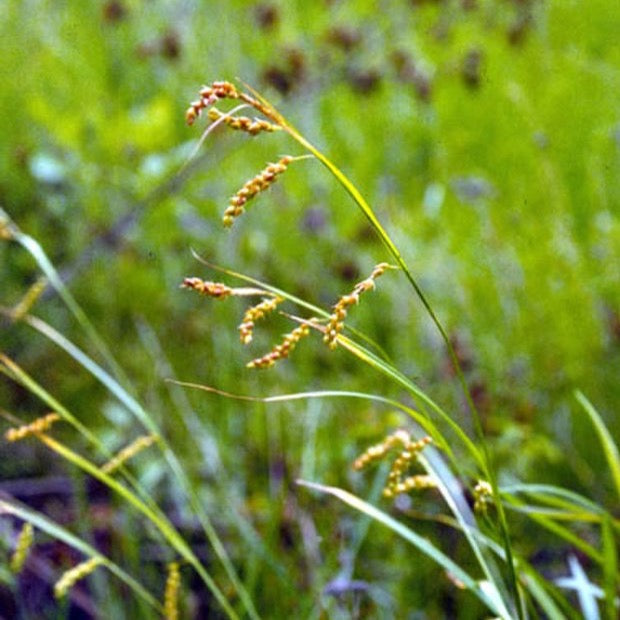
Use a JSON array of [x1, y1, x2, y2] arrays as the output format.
[[473, 479, 493, 514], [239, 296, 282, 344], [54, 557, 104, 599], [185, 80, 278, 126], [10, 277, 48, 321], [353, 429, 434, 498], [185, 81, 241, 125], [10, 522, 34, 573], [5, 413, 61, 442], [223, 156, 293, 227], [181, 277, 234, 299], [324, 262, 396, 349], [207, 107, 281, 136], [164, 562, 181, 620], [100, 434, 158, 475], [247, 321, 315, 369]]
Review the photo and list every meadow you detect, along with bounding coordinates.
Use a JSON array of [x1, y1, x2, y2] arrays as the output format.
[[1, 1, 619, 617]]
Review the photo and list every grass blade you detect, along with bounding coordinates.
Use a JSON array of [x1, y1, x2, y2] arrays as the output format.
[[297, 479, 509, 618], [575, 391, 620, 502]]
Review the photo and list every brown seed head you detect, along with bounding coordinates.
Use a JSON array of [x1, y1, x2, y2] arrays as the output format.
[[324, 262, 394, 349], [207, 107, 281, 136], [185, 81, 240, 125], [239, 296, 282, 344], [223, 156, 293, 227], [181, 277, 233, 299], [247, 321, 313, 369]]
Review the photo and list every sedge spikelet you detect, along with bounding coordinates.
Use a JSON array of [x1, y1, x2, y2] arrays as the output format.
[[186, 80, 279, 126], [384, 474, 436, 498], [181, 277, 233, 299], [11, 277, 47, 321], [54, 557, 103, 599], [247, 321, 313, 369], [164, 562, 181, 620], [10, 523, 34, 573], [239, 296, 282, 344], [473, 480, 493, 514], [353, 430, 433, 498], [5, 413, 60, 442], [223, 156, 293, 228], [207, 107, 281, 136], [101, 434, 158, 475], [324, 262, 395, 349], [185, 81, 240, 125]]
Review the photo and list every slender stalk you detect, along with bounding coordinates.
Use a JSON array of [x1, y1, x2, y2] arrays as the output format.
[[275, 119, 523, 618]]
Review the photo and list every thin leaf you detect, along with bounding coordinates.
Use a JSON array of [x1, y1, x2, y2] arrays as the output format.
[[297, 479, 509, 618], [601, 514, 619, 620], [575, 391, 620, 502]]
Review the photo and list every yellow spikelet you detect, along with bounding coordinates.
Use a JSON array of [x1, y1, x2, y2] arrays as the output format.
[[247, 321, 314, 369], [10, 522, 34, 573], [181, 277, 233, 299], [185, 80, 279, 126], [324, 262, 395, 349], [54, 557, 103, 599], [5, 413, 60, 442], [207, 107, 281, 136], [239, 296, 282, 344], [164, 562, 181, 620], [11, 277, 47, 321], [353, 430, 433, 498], [473, 480, 493, 514], [101, 434, 158, 475], [223, 156, 293, 227]]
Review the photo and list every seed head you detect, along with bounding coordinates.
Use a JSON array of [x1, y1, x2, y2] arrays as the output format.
[[10, 523, 34, 573], [239, 296, 282, 344], [185, 81, 240, 125], [101, 434, 158, 475], [354, 430, 433, 498], [181, 277, 233, 299], [54, 557, 103, 599], [223, 156, 293, 227], [324, 262, 394, 349], [473, 479, 493, 514], [164, 562, 181, 620], [5, 413, 60, 442], [207, 107, 281, 136], [247, 321, 313, 369]]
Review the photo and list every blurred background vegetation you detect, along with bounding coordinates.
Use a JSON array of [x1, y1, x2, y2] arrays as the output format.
[[1, 0, 619, 617]]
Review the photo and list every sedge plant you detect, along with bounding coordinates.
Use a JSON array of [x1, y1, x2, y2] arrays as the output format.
[[176, 80, 620, 619], [1, 79, 619, 618]]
